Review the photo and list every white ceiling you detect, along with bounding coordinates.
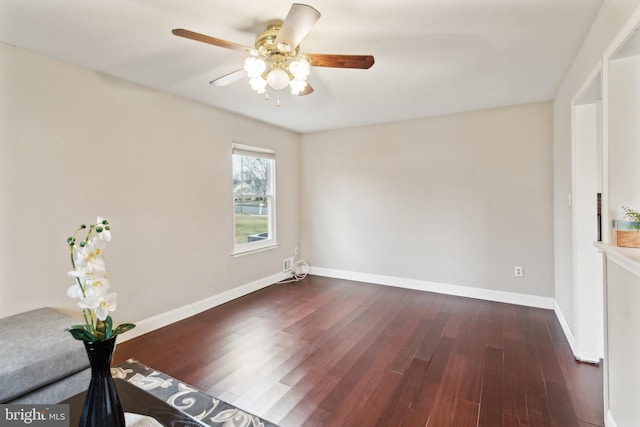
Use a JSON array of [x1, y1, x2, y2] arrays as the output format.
[[0, 0, 603, 133]]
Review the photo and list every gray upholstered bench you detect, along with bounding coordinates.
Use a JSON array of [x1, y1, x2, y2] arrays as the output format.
[[0, 307, 91, 403]]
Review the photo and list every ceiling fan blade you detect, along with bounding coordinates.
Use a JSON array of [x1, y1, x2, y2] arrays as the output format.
[[172, 29, 257, 54], [274, 4, 321, 52], [209, 69, 245, 87], [306, 53, 375, 69], [295, 83, 314, 96]]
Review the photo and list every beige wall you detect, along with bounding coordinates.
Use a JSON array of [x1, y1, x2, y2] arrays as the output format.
[[0, 43, 300, 323], [300, 103, 554, 297]]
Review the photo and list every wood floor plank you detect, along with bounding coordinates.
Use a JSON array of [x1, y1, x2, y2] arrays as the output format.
[[427, 352, 474, 426], [388, 316, 435, 373], [350, 371, 404, 426], [112, 275, 604, 427], [503, 337, 532, 424], [552, 340, 604, 426], [388, 337, 457, 425], [455, 320, 486, 404], [414, 311, 450, 364], [275, 372, 340, 426], [239, 381, 292, 416], [374, 357, 432, 426], [478, 346, 504, 427]]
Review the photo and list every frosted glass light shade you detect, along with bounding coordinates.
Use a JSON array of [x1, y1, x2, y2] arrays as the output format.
[[249, 77, 267, 93], [289, 79, 307, 95], [290, 58, 311, 80], [266, 68, 289, 90], [244, 57, 266, 78]]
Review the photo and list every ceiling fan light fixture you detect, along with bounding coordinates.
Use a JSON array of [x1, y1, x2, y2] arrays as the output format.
[[289, 79, 308, 95], [266, 68, 290, 90], [289, 57, 310, 80], [249, 77, 267, 93], [244, 56, 266, 78]]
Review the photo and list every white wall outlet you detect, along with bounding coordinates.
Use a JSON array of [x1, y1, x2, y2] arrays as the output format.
[[514, 266, 524, 277], [294, 246, 299, 255], [283, 257, 294, 272]]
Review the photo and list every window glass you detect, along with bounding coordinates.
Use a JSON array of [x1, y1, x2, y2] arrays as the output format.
[[232, 145, 276, 254]]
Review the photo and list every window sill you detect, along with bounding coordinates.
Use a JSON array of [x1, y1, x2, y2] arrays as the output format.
[[232, 242, 279, 258]]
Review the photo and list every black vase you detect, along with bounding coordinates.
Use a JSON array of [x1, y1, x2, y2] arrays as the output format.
[[79, 336, 125, 427]]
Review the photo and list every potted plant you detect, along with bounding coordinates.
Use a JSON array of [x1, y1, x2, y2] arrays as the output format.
[[66, 217, 135, 427], [614, 206, 640, 248]]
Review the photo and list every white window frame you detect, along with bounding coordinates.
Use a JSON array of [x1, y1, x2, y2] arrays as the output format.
[[232, 143, 278, 256]]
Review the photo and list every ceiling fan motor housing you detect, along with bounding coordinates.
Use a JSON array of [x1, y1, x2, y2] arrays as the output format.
[[255, 22, 299, 58]]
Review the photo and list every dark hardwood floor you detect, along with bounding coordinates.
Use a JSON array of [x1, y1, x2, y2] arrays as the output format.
[[113, 275, 603, 427]]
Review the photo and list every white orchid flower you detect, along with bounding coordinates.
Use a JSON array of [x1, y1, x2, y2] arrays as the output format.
[[94, 292, 118, 321], [78, 293, 101, 311], [91, 235, 108, 250], [76, 280, 104, 302], [85, 277, 111, 293], [67, 283, 85, 299], [68, 266, 91, 280], [68, 269, 83, 278], [74, 243, 106, 274]]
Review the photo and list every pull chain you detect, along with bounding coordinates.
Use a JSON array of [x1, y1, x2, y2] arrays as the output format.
[[261, 89, 282, 107]]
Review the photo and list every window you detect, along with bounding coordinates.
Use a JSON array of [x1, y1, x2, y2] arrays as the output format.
[[232, 143, 276, 255]]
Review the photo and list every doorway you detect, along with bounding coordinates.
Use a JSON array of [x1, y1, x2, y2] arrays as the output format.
[[571, 72, 604, 363]]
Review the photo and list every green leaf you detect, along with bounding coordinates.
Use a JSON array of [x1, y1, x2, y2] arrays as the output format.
[[113, 323, 136, 336], [66, 326, 98, 342], [104, 316, 113, 339]]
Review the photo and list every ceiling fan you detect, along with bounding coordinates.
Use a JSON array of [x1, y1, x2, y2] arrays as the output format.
[[172, 3, 374, 105]]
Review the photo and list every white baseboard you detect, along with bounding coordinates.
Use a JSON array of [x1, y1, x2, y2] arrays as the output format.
[[553, 301, 578, 356], [554, 301, 601, 364], [119, 271, 289, 342], [606, 410, 618, 427], [309, 267, 555, 309]]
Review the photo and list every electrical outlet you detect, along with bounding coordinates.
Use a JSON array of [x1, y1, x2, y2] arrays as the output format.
[[514, 266, 524, 277], [283, 257, 294, 272], [295, 246, 299, 255]]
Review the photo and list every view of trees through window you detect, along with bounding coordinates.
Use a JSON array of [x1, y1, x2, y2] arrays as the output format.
[[233, 150, 274, 247]]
